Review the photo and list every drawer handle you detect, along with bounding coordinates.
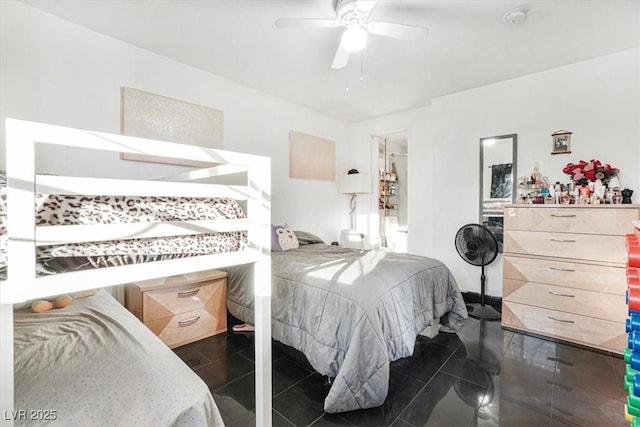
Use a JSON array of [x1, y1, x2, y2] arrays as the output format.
[[550, 214, 577, 218], [549, 266, 576, 272], [178, 316, 201, 326], [178, 289, 200, 298], [548, 315, 575, 324], [548, 291, 575, 297], [549, 238, 576, 243]]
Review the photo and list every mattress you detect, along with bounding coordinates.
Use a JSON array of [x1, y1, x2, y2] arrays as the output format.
[[13, 289, 224, 426], [0, 172, 247, 277], [226, 242, 468, 413]]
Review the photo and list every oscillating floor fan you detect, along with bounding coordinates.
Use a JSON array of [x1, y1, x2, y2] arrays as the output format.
[[455, 223, 501, 320]]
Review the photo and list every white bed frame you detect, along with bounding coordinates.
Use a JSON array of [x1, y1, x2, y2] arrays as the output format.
[[0, 119, 272, 426]]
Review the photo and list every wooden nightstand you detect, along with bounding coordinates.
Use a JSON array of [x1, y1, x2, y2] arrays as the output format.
[[125, 269, 228, 348]]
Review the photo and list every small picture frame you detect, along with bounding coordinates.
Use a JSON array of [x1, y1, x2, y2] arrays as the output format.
[[551, 130, 572, 155]]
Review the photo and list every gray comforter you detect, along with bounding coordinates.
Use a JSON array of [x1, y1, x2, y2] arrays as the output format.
[[226, 244, 467, 413], [14, 290, 224, 426]]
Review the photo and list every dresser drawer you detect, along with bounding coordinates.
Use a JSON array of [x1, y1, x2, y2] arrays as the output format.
[[505, 230, 626, 264], [504, 206, 638, 235], [145, 305, 227, 348], [502, 301, 625, 354], [503, 279, 627, 323], [142, 278, 226, 322], [503, 255, 626, 294]]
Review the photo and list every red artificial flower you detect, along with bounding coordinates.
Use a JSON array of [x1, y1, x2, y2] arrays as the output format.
[[584, 169, 597, 181], [563, 159, 619, 186]]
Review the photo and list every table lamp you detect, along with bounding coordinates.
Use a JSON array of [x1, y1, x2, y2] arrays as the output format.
[[338, 169, 371, 230]]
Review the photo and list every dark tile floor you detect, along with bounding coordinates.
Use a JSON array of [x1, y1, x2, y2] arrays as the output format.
[[174, 317, 627, 426]]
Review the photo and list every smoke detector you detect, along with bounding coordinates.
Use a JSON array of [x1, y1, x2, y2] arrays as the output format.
[[503, 9, 527, 26]]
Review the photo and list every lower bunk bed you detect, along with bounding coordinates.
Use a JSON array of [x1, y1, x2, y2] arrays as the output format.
[[1, 119, 272, 426], [226, 229, 468, 414], [13, 289, 223, 426]]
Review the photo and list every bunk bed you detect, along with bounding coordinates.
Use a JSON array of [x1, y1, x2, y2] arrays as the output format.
[[226, 231, 468, 413], [0, 119, 272, 426]]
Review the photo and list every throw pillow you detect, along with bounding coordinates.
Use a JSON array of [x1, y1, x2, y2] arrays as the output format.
[[272, 225, 299, 251]]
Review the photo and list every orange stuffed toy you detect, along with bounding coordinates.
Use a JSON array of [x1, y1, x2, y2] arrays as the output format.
[[31, 294, 73, 313]]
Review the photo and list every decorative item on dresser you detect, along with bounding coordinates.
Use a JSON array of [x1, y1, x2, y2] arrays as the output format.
[[502, 205, 640, 354], [125, 269, 228, 348]]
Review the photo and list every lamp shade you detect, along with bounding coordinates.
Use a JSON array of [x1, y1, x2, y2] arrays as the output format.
[[339, 173, 371, 194]]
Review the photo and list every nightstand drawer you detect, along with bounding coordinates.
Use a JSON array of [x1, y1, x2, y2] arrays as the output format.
[[502, 301, 625, 354], [142, 278, 226, 322], [145, 305, 227, 349], [503, 255, 626, 294]]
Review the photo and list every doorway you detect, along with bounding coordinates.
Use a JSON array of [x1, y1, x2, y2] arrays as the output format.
[[377, 131, 408, 252]]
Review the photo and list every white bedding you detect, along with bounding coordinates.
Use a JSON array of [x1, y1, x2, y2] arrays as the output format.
[[13, 289, 224, 426]]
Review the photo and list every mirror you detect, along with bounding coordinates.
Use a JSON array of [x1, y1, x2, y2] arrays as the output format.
[[479, 134, 517, 252]]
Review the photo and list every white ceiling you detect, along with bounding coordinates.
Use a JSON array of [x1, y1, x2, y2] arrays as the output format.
[[21, 0, 640, 123]]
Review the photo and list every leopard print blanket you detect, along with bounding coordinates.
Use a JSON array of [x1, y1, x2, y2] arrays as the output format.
[[0, 172, 247, 276]]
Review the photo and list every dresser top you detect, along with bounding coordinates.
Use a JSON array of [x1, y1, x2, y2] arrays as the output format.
[[131, 269, 227, 291], [505, 204, 640, 209]]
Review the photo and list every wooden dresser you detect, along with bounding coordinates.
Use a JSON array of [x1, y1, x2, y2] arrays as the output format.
[[502, 205, 640, 354], [125, 269, 228, 348]]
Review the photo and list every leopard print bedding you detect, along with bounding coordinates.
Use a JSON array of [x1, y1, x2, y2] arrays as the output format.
[[0, 172, 247, 276], [34, 194, 245, 225], [36, 231, 247, 274]]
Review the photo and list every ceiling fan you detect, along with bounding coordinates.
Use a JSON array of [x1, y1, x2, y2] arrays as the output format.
[[275, 0, 429, 69]]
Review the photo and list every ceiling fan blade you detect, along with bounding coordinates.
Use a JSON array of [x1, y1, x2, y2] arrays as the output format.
[[355, 1, 376, 15], [275, 18, 339, 29], [367, 21, 429, 40], [331, 39, 350, 69]]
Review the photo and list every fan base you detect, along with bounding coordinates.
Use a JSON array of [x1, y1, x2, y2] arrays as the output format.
[[467, 303, 501, 321]]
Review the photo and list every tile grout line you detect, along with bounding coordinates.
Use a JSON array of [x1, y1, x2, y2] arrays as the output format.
[[390, 341, 464, 426]]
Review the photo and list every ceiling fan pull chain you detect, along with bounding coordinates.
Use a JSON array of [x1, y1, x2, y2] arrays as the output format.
[[345, 67, 350, 92], [360, 53, 364, 81]]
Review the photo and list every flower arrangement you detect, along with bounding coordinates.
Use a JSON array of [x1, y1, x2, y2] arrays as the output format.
[[562, 159, 619, 186]]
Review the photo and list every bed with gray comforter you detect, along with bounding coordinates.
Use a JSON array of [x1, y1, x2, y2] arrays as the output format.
[[226, 242, 467, 413], [14, 289, 224, 426]]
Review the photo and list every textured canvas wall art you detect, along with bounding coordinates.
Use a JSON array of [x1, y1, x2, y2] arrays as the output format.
[[289, 130, 335, 181], [120, 87, 223, 167]]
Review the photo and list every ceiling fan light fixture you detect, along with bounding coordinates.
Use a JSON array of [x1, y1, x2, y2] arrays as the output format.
[[341, 25, 368, 52]]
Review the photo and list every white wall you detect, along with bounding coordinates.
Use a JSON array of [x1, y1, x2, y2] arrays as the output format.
[[0, 0, 350, 243], [352, 47, 639, 297]]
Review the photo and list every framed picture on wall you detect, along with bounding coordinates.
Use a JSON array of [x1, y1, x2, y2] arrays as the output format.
[[551, 130, 572, 155]]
